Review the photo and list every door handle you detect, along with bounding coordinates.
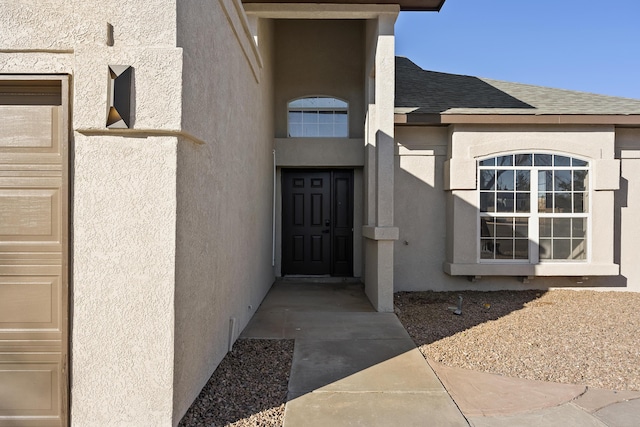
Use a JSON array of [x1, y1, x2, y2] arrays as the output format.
[[322, 229, 330, 234]]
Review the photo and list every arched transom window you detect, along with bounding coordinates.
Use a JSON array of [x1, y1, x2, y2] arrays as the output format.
[[478, 153, 589, 263], [288, 96, 348, 138]]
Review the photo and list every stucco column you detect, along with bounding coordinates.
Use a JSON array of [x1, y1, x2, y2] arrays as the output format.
[[70, 25, 182, 426], [363, 12, 399, 312]]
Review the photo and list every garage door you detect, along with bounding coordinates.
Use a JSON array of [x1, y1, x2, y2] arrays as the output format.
[[0, 77, 68, 426]]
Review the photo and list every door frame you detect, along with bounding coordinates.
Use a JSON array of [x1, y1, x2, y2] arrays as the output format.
[[280, 168, 354, 277]]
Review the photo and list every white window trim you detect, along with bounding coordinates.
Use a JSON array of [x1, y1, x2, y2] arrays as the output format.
[[476, 152, 592, 265], [287, 95, 349, 138]]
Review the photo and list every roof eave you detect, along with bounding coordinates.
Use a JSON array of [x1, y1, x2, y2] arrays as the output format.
[[242, 0, 446, 12], [397, 0, 445, 11], [395, 113, 640, 126]]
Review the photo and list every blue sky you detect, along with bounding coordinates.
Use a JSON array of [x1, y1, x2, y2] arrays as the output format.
[[395, 0, 640, 99]]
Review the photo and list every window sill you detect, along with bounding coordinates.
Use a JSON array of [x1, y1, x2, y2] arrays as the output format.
[[443, 262, 619, 277]]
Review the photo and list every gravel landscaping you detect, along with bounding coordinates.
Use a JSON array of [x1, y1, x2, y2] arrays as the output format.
[[180, 289, 639, 426], [395, 289, 640, 391], [179, 339, 294, 427]]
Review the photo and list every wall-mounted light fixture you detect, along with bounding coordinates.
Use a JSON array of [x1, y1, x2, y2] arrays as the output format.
[[106, 65, 132, 128]]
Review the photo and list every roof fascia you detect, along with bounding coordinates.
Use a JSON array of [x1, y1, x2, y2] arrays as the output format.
[[400, 0, 445, 11], [244, 3, 400, 18], [243, 1, 445, 13], [395, 113, 640, 126]]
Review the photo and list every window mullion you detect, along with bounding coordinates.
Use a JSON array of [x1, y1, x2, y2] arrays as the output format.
[[530, 169, 539, 263]]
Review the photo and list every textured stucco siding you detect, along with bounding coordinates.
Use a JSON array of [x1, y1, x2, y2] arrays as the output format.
[[0, 0, 75, 50], [73, 46, 183, 130], [616, 128, 640, 292], [73, 1, 177, 48], [0, 0, 175, 51], [394, 125, 638, 292], [1, 0, 183, 424], [173, 2, 275, 423], [72, 135, 177, 425], [273, 19, 365, 138], [394, 126, 455, 291], [362, 14, 398, 312], [69, 1, 182, 423], [0, 0, 74, 72], [0, 52, 74, 74]]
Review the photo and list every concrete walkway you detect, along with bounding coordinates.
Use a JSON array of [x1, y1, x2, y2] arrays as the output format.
[[240, 281, 640, 426], [431, 360, 640, 427]]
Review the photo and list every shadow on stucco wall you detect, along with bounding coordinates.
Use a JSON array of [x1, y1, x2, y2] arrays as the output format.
[[614, 177, 628, 272]]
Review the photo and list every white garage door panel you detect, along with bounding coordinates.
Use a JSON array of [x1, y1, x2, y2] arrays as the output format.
[[0, 190, 57, 236], [0, 78, 67, 427], [0, 183, 62, 249], [0, 276, 60, 326], [0, 106, 55, 149], [0, 354, 63, 427], [0, 365, 57, 411], [0, 106, 61, 164]]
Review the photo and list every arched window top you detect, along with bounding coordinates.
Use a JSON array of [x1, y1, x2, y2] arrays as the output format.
[[478, 153, 589, 168], [477, 152, 590, 263], [288, 96, 348, 138], [289, 96, 348, 109]]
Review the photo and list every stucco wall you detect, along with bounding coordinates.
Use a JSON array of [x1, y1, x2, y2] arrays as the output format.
[[2, 1, 185, 425], [394, 126, 455, 291], [174, 2, 275, 423], [394, 125, 638, 292], [0, 0, 176, 50], [0, 0, 73, 73], [616, 128, 640, 292], [1, 0, 75, 50], [73, 46, 183, 130], [72, 135, 177, 425], [69, 1, 181, 423], [70, 2, 182, 424], [273, 19, 365, 138]]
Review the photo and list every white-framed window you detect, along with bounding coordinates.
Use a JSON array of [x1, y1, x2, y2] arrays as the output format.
[[287, 96, 348, 137], [478, 153, 590, 263]]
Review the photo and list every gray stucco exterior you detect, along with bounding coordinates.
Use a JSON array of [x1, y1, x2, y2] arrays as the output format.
[[2, 1, 640, 425]]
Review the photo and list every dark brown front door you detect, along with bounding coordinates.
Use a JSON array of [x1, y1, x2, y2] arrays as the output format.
[[282, 169, 353, 276]]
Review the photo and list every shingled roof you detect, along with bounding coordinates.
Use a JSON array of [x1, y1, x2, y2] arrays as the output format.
[[395, 56, 640, 125]]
